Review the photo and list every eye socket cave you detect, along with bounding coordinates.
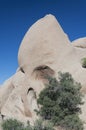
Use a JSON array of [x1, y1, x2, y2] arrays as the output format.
[[32, 65, 55, 80], [20, 67, 25, 73], [27, 87, 36, 99], [27, 88, 34, 94]]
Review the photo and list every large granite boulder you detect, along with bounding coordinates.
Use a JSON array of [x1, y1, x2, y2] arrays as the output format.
[[0, 14, 86, 129]]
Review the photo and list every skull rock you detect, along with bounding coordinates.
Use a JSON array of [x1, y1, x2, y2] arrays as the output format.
[[0, 14, 86, 129], [18, 14, 72, 80], [18, 14, 86, 91]]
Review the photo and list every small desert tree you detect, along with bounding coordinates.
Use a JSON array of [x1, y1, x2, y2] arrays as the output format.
[[37, 72, 84, 130]]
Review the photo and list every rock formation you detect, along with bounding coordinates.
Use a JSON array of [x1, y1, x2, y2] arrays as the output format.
[[0, 14, 86, 129]]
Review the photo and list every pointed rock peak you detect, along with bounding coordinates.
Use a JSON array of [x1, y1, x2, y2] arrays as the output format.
[[18, 14, 71, 68], [21, 14, 69, 42]]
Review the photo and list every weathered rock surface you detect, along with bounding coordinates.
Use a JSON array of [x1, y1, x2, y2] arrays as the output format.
[[0, 14, 86, 129]]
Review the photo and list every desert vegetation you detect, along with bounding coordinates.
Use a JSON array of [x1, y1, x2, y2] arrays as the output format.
[[37, 72, 84, 130], [2, 118, 54, 130], [81, 57, 86, 68]]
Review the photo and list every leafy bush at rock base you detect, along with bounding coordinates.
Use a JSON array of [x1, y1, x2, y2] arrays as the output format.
[[37, 72, 84, 130], [2, 118, 55, 130], [2, 119, 24, 130]]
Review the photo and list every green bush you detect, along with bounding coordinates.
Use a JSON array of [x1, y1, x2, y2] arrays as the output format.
[[61, 114, 83, 130], [81, 57, 86, 68], [2, 118, 54, 130], [2, 119, 24, 130], [37, 72, 84, 130]]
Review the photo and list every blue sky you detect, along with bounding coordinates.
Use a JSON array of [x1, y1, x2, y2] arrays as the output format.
[[0, 0, 86, 84]]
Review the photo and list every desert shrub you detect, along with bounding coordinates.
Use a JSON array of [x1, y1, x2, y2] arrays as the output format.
[[33, 119, 54, 130], [2, 118, 54, 130], [61, 114, 84, 130], [2, 118, 24, 130], [81, 57, 86, 68], [37, 72, 84, 130]]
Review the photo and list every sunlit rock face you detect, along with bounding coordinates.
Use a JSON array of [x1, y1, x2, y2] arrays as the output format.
[[0, 14, 86, 129]]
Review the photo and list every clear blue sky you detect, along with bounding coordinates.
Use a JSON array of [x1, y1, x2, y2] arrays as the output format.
[[0, 0, 86, 84]]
